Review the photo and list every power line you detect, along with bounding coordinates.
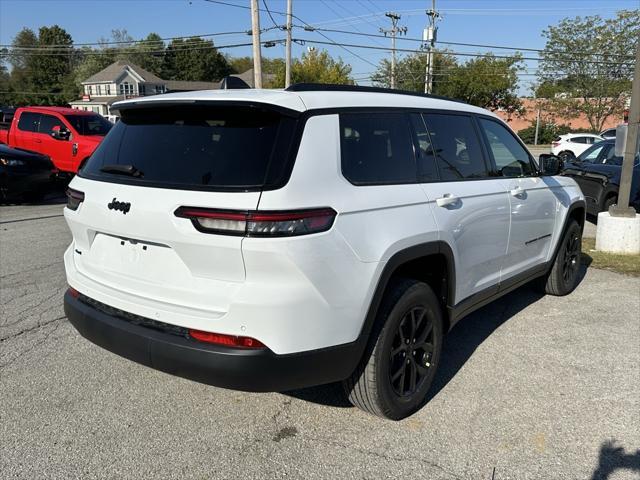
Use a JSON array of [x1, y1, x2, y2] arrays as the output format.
[[379, 12, 407, 89], [309, 6, 630, 29], [319, 0, 386, 48], [0, 30, 255, 50], [3, 39, 285, 57], [203, 0, 379, 68], [305, 27, 635, 60], [291, 38, 635, 67], [261, 0, 281, 30]]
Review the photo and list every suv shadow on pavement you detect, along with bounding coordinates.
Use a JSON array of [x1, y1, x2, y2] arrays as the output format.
[[284, 259, 592, 411], [591, 440, 640, 480]]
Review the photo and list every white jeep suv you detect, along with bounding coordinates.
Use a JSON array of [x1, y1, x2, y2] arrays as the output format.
[[63, 84, 585, 420]]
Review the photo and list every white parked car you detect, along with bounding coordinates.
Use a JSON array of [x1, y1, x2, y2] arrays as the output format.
[[551, 133, 604, 158], [63, 85, 586, 420]]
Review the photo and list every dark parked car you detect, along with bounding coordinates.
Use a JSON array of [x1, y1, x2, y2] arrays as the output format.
[[562, 139, 640, 215], [0, 144, 55, 202]]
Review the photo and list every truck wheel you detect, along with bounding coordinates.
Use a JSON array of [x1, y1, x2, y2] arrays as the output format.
[[539, 220, 582, 296], [343, 278, 443, 420]]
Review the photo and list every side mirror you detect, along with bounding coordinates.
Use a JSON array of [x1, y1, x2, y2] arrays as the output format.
[[539, 154, 563, 176], [51, 125, 70, 141]]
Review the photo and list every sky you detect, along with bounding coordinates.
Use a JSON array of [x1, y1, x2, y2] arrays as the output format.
[[1, 0, 637, 93]]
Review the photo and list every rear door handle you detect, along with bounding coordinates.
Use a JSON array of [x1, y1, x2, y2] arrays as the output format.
[[436, 193, 459, 207], [510, 186, 525, 197], [34, 138, 42, 143]]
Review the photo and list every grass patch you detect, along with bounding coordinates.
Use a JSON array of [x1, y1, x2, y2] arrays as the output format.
[[582, 237, 640, 277]]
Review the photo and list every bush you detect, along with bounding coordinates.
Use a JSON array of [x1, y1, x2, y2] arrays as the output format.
[[517, 121, 592, 144]]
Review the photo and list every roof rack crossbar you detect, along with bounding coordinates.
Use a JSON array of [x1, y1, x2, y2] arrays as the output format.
[[285, 83, 464, 104]]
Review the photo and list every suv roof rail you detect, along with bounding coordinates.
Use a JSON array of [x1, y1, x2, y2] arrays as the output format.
[[285, 83, 465, 104]]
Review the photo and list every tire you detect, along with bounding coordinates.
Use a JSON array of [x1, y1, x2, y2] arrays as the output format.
[[602, 195, 617, 213], [539, 220, 582, 296], [558, 150, 575, 162], [343, 278, 443, 420]]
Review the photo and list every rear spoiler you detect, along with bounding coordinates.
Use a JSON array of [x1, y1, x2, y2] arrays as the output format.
[[111, 100, 301, 117]]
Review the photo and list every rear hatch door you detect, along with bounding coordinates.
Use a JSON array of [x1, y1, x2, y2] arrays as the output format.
[[66, 103, 299, 313]]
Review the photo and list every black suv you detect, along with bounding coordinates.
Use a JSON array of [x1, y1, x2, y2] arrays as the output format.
[[562, 139, 640, 215]]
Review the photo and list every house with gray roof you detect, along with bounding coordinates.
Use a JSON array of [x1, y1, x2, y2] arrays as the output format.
[[70, 60, 261, 121]]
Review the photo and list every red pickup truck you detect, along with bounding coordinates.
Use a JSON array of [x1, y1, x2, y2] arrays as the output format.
[[0, 106, 112, 174]]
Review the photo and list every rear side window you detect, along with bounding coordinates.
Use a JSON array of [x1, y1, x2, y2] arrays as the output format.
[[81, 105, 297, 191], [340, 113, 416, 185], [478, 118, 533, 177], [64, 114, 112, 136], [38, 114, 66, 134], [422, 113, 488, 180], [17, 112, 40, 132], [572, 137, 588, 144]]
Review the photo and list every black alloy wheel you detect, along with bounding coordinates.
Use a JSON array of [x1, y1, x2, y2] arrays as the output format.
[[389, 307, 435, 397], [343, 279, 443, 420], [562, 229, 580, 286]]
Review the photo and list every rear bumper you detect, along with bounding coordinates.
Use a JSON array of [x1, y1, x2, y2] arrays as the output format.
[[64, 290, 359, 392]]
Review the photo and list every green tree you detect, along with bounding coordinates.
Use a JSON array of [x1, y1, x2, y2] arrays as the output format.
[[30, 25, 76, 104], [371, 50, 457, 92], [162, 37, 232, 81], [4, 28, 39, 105], [228, 56, 253, 74], [272, 49, 352, 86], [437, 54, 524, 115], [0, 61, 10, 105], [229, 56, 286, 87], [111, 31, 165, 76], [517, 120, 590, 144], [73, 47, 115, 88], [536, 10, 639, 131], [73, 29, 166, 88], [6, 26, 76, 105]]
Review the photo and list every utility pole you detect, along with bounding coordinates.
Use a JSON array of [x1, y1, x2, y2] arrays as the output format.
[[610, 40, 640, 217], [534, 108, 541, 146], [285, 0, 293, 88], [423, 0, 440, 94], [595, 40, 639, 254], [250, 0, 263, 88], [380, 12, 407, 89]]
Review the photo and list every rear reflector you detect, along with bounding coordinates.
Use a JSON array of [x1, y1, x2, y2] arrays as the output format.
[[175, 207, 336, 237], [66, 188, 85, 211], [189, 329, 266, 349], [68, 287, 80, 298]]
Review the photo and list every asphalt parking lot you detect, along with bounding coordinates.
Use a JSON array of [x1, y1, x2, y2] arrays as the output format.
[[1, 198, 639, 480]]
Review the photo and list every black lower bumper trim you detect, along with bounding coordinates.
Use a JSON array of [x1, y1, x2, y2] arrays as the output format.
[[64, 291, 360, 392]]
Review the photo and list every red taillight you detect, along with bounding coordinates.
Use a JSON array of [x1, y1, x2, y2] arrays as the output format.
[[189, 329, 266, 349], [68, 287, 80, 298], [66, 188, 85, 211], [175, 207, 337, 237]]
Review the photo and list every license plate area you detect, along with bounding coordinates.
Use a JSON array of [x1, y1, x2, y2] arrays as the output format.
[[83, 233, 187, 286]]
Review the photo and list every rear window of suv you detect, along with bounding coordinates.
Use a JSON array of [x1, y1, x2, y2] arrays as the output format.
[[81, 105, 297, 191]]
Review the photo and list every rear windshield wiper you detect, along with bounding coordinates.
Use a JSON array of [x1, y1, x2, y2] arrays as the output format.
[[100, 164, 144, 178]]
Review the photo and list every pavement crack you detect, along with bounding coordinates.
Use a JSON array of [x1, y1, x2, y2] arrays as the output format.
[[0, 316, 66, 372], [0, 213, 64, 225], [307, 436, 466, 480], [0, 315, 67, 342]]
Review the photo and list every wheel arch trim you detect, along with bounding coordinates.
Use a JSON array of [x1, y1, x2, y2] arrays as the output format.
[[356, 241, 456, 351]]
